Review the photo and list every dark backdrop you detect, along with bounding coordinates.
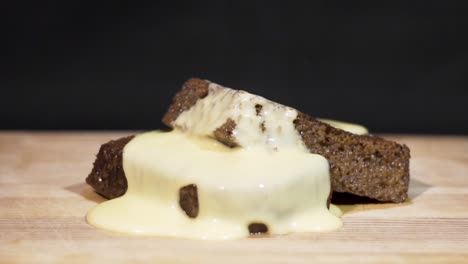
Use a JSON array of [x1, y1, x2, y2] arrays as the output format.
[[3, 1, 467, 133]]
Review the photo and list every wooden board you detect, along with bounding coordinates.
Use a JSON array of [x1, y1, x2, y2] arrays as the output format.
[[1, 132, 467, 263]]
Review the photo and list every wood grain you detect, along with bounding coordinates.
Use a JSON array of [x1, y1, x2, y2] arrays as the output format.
[[1, 132, 467, 264]]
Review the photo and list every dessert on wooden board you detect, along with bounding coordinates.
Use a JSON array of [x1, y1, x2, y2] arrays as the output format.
[[86, 78, 410, 239]]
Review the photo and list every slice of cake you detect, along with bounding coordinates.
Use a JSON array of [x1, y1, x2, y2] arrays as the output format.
[[86, 78, 410, 239], [87, 78, 410, 203]]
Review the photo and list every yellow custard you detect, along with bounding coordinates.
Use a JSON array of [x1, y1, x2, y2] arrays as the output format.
[[87, 82, 367, 239], [87, 131, 341, 239]]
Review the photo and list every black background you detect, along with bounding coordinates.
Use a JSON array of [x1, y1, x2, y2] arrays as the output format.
[[3, 1, 467, 133]]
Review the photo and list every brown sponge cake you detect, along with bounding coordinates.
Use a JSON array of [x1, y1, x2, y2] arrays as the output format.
[[86, 136, 133, 199], [294, 112, 409, 202], [87, 78, 410, 202]]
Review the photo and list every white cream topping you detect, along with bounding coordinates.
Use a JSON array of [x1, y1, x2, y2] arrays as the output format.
[[87, 81, 367, 239], [319, 118, 368, 135], [87, 131, 342, 240], [173, 83, 307, 151]]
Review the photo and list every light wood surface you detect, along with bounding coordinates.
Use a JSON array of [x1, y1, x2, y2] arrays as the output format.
[[1, 132, 467, 263]]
